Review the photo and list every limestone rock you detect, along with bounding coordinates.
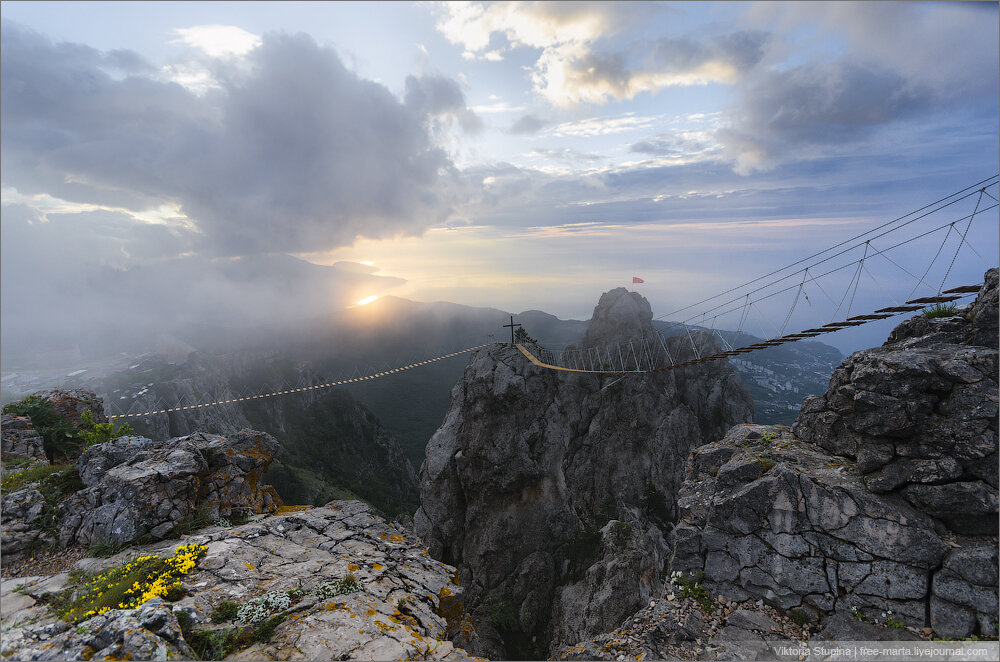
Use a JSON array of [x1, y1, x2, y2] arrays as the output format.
[[671, 424, 947, 628], [1, 415, 46, 462], [416, 288, 752, 658], [0, 598, 195, 661], [0, 489, 53, 555], [930, 542, 999, 638], [793, 269, 999, 535], [59, 429, 281, 547], [1, 501, 479, 662]]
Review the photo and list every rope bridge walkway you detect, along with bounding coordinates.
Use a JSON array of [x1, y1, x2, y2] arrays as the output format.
[[108, 176, 998, 419]]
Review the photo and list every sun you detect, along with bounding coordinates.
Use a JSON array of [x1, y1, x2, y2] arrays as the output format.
[[356, 295, 379, 306]]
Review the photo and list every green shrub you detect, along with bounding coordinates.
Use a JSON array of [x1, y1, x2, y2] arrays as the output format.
[[789, 609, 810, 626], [186, 628, 230, 661], [78, 410, 134, 448]]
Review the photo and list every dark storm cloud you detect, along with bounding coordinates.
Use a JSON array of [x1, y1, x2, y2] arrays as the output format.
[[0, 22, 471, 256]]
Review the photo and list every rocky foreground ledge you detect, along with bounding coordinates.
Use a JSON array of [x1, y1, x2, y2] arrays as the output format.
[[1, 501, 477, 661]]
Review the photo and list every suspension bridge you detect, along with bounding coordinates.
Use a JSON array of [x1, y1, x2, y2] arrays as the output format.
[[109, 176, 998, 421]]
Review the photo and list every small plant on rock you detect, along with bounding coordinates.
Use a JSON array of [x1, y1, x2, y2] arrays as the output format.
[[236, 591, 291, 625], [923, 303, 957, 318], [210, 600, 240, 623], [669, 570, 717, 613], [881, 609, 905, 629], [311, 573, 362, 600]]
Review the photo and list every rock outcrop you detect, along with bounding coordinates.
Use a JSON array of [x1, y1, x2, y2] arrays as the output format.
[[59, 430, 282, 547], [1, 501, 476, 661], [793, 268, 998, 535], [1, 415, 46, 462], [1, 428, 283, 557], [415, 288, 753, 658], [669, 270, 999, 640]]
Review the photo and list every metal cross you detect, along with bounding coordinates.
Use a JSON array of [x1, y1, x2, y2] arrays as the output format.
[[503, 315, 522, 345]]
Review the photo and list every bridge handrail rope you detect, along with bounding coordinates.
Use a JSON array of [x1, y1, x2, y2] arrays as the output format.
[[659, 175, 998, 322], [518, 283, 982, 375], [682, 204, 998, 326], [110, 344, 490, 421]]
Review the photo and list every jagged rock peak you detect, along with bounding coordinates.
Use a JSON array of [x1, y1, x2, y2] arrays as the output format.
[[580, 287, 655, 349], [416, 300, 753, 657]]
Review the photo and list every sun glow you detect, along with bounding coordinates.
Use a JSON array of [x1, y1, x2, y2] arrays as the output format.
[[356, 295, 379, 306]]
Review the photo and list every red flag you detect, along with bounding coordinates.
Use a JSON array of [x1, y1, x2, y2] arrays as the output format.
[[632, 276, 644, 283]]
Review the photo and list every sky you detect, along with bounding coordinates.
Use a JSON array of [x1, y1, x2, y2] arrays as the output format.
[[2, 0, 998, 361]]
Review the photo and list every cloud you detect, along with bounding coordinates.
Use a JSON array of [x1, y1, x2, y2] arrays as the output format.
[[435, 2, 764, 106], [533, 31, 768, 106], [0, 201, 407, 360], [435, 1, 640, 53], [508, 113, 549, 134], [171, 25, 262, 58], [1, 22, 469, 257], [550, 113, 659, 137], [404, 74, 483, 132], [532, 147, 602, 163], [718, 2, 999, 173], [718, 61, 925, 174], [628, 130, 722, 162]]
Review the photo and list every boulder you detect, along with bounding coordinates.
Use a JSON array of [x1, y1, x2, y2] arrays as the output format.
[[0, 598, 195, 661], [2, 501, 479, 662], [0, 489, 53, 555], [59, 429, 281, 547], [930, 542, 999, 638]]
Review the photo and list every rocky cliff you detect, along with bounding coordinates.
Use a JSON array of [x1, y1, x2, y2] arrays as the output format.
[[415, 288, 753, 658], [667, 268, 999, 641]]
